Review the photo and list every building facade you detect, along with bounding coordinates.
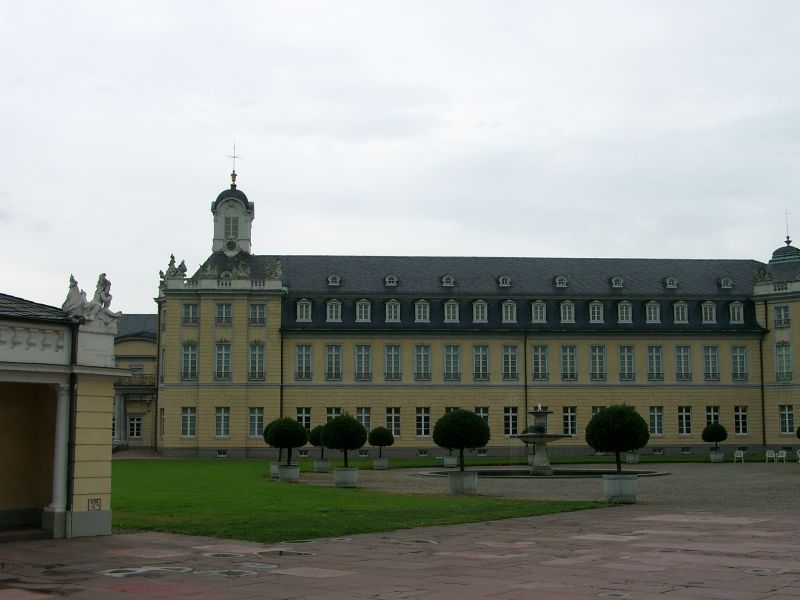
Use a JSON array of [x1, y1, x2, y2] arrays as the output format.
[[155, 175, 800, 458]]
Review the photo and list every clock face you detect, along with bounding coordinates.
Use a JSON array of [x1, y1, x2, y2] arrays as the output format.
[[226, 239, 237, 251]]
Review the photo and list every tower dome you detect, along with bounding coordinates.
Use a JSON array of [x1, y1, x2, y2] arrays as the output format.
[[769, 236, 800, 264]]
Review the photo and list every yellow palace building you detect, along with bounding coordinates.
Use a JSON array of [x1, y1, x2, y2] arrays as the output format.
[[154, 173, 800, 458]]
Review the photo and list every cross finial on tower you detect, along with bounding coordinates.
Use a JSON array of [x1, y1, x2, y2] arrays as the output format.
[[226, 142, 242, 188], [784, 209, 792, 246]]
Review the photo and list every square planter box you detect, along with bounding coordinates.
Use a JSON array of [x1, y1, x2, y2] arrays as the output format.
[[373, 458, 389, 470], [314, 459, 330, 473], [602, 474, 638, 503], [443, 456, 458, 468], [334, 467, 359, 488], [278, 464, 300, 483], [269, 462, 280, 479], [449, 471, 478, 495]]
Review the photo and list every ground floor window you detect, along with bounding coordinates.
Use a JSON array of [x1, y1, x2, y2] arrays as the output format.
[[503, 406, 518, 436], [779, 405, 794, 434], [249, 407, 264, 437], [128, 415, 142, 438], [296, 407, 311, 431], [181, 407, 196, 437], [706, 405, 719, 425], [215, 407, 230, 437], [678, 406, 691, 435], [562, 406, 577, 436], [386, 407, 401, 436], [734, 406, 748, 435], [416, 407, 430, 437], [357, 407, 371, 431], [649, 406, 663, 435]]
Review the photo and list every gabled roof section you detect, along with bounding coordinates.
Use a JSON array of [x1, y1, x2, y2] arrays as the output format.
[[0, 293, 74, 324], [116, 314, 157, 341]]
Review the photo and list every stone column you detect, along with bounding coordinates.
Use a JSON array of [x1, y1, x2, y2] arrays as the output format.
[[43, 383, 70, 538]]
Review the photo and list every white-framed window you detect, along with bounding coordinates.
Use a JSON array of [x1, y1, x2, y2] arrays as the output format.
[[473, 345, 489, 381], [729, 301, 744, 324], [562, 406, 577, 436], [385, 299, 401, 323], [649, 406, 663, 435], [502, 300, 517, 323], [384, 275, 398, 287], [678, 406, 692, 435], [249, 303, 266, 325], [560, 345, 577, 381], [719, 277, 733, 289], [472, 300, 488, 323], [498, 275, 511, 287], [356, 407, 371, 431], [295, 344, 312, 381], [444, 300, 460, 323], [648, 345, 664, 380], [384, 344, 401, 381], [224, 212, 239, 238], [776, 342, 792, 382], [296, 299, 312, 322], [215, 342, 231, 381], [502, 344, 518, 380], [355, 344, 372, 381], [701, 302, 716, 324], [706, 405, 720, 425], [732, 346, 748, 381], [589, 301, 604, 324], [590, 345, 607, 381], [441, 274, 455, 287], [675, 345, 692, 381], [444, 344, 461, 381], [610, 276, 624, 288], [531, 345, 548, 381], [554, 275, 568, 288], [646, 301, 661, 324], [416, 407, 431, 436], [414, 299, 430, 323], [475, 406, 489, 425], [326, 407, 342, 422], [774, 305, 791, 328], [414, 344, 431, 381], [325, 344, 342, 381], [779, 405, 794, 434], [215, 303, 232, 325], [560, 301, 575, 324], [181, 342, 198, 380], [673, 302, 688, 324], [326, 299, 342, 322], [128, 415, 142, 438], [181, 407, 196, 437], [215, 407, 230, 438], [182, 303, 199, 325], [664, 277, 678, 289], [386, 407, 401, 436], [249, 342, 265, 381], [355, 299, 371, 322], [249, 407, 264, 437], [503, 406, 518, 435], [531, 301, 547, 323], [295, 406, 310, 431], [734, 406, 748, 434], [703, 345, 720, 381], [619, 346, 635, 381], [327, 274, 341, 286], [617, 301, 632, 324]]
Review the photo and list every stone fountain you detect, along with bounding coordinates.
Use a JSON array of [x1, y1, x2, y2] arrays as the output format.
[[511, 405, 566, 476]]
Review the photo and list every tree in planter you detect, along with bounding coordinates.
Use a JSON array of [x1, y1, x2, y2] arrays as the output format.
[[265, 418, 309, 466], [368, 426, 395, 458], [432, 409, 491, 472], [701, 422, 728, 453], [309, 425, 327, 459], [262, 419, 283, 466], [585, 405, 649, 472], [321, 414, 367, 467]]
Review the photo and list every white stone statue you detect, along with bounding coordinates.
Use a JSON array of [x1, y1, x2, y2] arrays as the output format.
[[62, 273, 122, 328]]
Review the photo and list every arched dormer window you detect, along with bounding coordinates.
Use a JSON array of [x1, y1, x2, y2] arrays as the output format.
[[729, 301, 744, 324], [646, 301, 661, 323], [502, 300, 517, 323], [554, 275, 568, 288], [472, 300, 488, 323], [701, 301, 716, 324], [327, 274, 341, 286], [531, 300, 547, 323], [444, 300, 459, 323], [385, 299, 401, 323], [589, 301, 604, 323], [355, 299, 371, 323], [673, 301, 688, 324], [498, 275, 511, 288], [414, 299, 430, 323], [719, 277, 733, 289], [664, 277, 678, 289], [441, 274, 455, 287], [384, 275, 398, 287], [610, 276, 624, 288], [617, 301, 632, 324], [560, 301, 575, 323], [296, 299, 312, 322], [326, 299, 342, 322]]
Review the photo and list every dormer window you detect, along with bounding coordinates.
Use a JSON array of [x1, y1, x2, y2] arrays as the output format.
[[610, 276, 624, 288], [441, 274, 455, 287], [589, 301, 604, 323], [617, 301, 632, 323], [701, 301, 716, 324], [719, 277, 733, 289], [560, 301, 575, 323], [385, 299, 401, 323], [472, 300, 488, 323], [646, 301, 661, 324], [414, 299, 430, 323], [327, 274, 342, 286], [326, 299, 342, 322], [664, 277, 678, 289], [498, 275, 511, 288], [554, 275, 568, 288], [531, 301, 547, 323], [296, 299, 312, 322], [502, 300, 517, 323], [384, 275, 398, 287], [729, 301, 744, 324], [444, 300, 459, 323], [355, 299, 371, 323], [673, 301, 688, 324]]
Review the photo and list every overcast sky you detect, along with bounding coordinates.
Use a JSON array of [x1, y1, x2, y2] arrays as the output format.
[[2, 1, 799, 313]]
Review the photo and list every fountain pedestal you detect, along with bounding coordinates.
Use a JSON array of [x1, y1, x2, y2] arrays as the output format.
[[511, 405, 566, 476], [530, 442, 555, 476]]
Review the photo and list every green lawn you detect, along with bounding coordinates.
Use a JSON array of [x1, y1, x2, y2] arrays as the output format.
[[112, 460, 598, 543]]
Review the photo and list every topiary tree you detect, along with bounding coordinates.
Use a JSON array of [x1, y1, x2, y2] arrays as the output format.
[[321, 414, 367, 467], [432, 409, 490, 472], [585, 405, 649, 473], [265, 418, 309, 466], [263, 419, 283, 464], [701, 422, 728, 452], [368, 426, 395, 458], [309, 424, 326, 459]]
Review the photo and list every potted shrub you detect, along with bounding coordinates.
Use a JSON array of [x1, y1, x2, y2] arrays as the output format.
[[702, 423, 727, 463], [432, 409, 491, 494], [262, 419, 282, 478], [585, 405, 649, 503], [368, 426, 394, 470], [265, 418, 309, 482], [321, 414, 367, 487], [308, 425, 329, 473]]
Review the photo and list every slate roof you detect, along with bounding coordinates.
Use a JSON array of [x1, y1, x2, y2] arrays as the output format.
[[0, 293, 74, 324], [116, 314, 157, 341]]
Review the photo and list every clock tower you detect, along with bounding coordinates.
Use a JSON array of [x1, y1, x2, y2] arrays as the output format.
[[211, 170, 254, 257]]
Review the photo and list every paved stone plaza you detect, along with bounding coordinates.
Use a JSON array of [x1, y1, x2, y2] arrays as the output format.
[[0, 462, 798, 599]]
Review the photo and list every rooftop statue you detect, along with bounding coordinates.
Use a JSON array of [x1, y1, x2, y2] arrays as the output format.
[[62, 273, 122, 328]]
